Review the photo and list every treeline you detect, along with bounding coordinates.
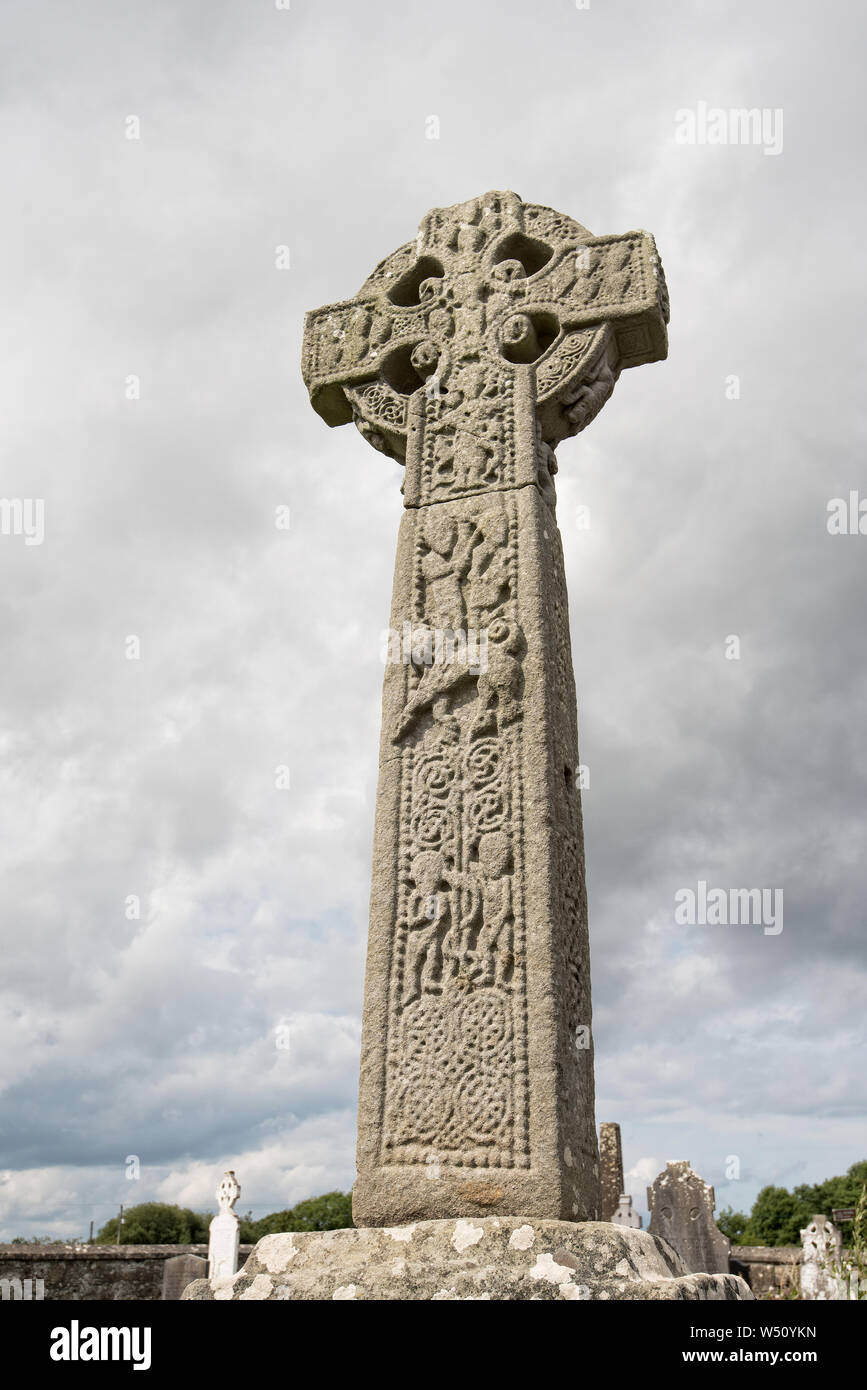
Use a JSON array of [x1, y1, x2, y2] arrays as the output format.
[[13, 1166, 866, 1248], [11, 1191, 354, 1246], [718, 1161, 867, 1246]]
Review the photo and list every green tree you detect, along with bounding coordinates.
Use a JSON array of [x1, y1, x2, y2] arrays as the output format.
[[244, 1191, 353, 1241], [734, 1162, 867, 1247], [741, 1185, 808, 1247], [793, 1160, 867, 1228], [95, 1202, 211, 1246], [717, 1207, 749, 1243], [848, 1183, 867, 1298]]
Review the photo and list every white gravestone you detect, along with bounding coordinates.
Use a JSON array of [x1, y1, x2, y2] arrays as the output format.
[[611, 1193, 642, 1229], [208, 1170, 241, 1280], [799, 1214, 842, 1300]]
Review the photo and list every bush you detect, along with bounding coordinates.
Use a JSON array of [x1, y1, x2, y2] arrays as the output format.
[[727, 1163, 867, 1247], [95, 1202, 211, 1245], [242, 1191, 353, 1241]]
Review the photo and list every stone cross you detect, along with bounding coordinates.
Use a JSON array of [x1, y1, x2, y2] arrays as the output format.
[[208, 1170, 241, 1280], [647, 1160, 731, 1274], [799, 1214, 843, 1300], [599, 1121, 625, 1222], [302, 191, 668, 1227], [611, 1194, 642, 1229]]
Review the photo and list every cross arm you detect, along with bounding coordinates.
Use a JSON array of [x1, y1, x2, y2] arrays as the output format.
[[514, 230, 669, 446], [301, 298, 385, 427], [529, 230, 669, 368], [302, 287, 436, 435]]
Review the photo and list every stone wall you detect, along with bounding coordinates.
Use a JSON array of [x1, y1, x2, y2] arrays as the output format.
[[732, 1246, 801, 1298], [0, 1245, 254, 1300], [0, 1240, 830, 1300]]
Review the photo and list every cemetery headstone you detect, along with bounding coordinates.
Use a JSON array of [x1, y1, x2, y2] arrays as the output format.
[[799, 1214, 842, 1300], [208, 1171, 241, 1280], [611, 1194, 642, 1229], [162, 1253, 207, 1300], [647, 1160, 731, 1274]]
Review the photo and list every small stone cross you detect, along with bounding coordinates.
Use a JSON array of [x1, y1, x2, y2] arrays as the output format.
[[209, 1170, 241, 1280]]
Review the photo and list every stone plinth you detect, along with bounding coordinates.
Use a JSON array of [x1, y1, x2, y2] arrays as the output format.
[[182, 1218, 752, 1301]]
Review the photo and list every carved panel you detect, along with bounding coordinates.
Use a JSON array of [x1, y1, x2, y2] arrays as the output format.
[[545, 515, 587, 1040], [302, 194, 668, 464], [381, 495, 530, 1169], [419, 366, 516, 504]]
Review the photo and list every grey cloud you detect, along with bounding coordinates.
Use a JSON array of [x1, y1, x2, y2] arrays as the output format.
[[0, 0, 864, 1234]]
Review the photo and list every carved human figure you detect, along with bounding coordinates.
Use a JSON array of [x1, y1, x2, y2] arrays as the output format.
[[430, 433, 457, 491], [562, 345, 617, 430], [463, 831, 514, 988], [403, 851, 459, 1006], [465, 509, 511, 625], [420, 514, 473, 629], [454, 427, 498, 490]]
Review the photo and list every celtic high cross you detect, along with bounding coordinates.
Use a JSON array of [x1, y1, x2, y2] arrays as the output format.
[[302, 191, 668, 1226]]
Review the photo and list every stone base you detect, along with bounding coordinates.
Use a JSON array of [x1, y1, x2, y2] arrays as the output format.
[[181, 1218, 753, 1301]]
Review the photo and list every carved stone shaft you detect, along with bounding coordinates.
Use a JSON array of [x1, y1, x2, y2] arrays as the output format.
[[599, 1121, 625, 1223], [302, 191, 669, 1226]]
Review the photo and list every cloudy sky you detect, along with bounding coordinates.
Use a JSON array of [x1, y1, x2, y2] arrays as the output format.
[[0, 0, 864, 1240]]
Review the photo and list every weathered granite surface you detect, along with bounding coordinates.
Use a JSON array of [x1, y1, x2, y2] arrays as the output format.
[[800, 1215, 843, 1300], [0, 1244, 252, 1300], [734, 1246, 800, 1298], [182, 1218, 752, 1301], [162, 1253, 207, 1300], [599, 1122, 624, 1222], [647, 1160, 731, 1275], [301, 191, 669, 1230]]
